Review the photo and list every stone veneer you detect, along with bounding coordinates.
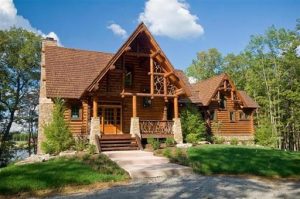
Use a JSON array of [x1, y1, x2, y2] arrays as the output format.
[[37, 38, 57, 154], [130, 117, 141, 138], [90, 117, 101, 146], [173, 118, 183, 144]]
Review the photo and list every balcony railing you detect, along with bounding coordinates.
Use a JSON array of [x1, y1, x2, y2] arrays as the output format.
[[139, 120, 174, 138]]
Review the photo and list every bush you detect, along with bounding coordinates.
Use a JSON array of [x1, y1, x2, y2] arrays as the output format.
[[74, 135, 89, 152], [88, 144, 96, 154], [0, 140, 15, 167], [181, 104, 206, 142], [162, 148, 171, 158], [42, 99, 74, 155], [255, 119, 278, 147], [165, 137, 175, 147], [186, 133, 199, 145], [147, 137, 160, 150], [213, 136, 225, 144], [230, 138, 239, 145]]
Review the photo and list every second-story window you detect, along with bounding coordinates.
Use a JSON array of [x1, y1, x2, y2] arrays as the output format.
[[220, 93, 227, 109], [125, 65, 133, 87]]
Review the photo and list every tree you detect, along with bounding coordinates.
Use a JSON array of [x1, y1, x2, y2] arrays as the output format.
[[186, 48, 223, 81], [180, 104, 206, 143], [42, 99, 74, 154], [0, 28, 41, 165]]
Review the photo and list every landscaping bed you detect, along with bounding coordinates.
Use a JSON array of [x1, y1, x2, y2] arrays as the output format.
[[0, 154, 129, 196], [157, 145, 300, 179]]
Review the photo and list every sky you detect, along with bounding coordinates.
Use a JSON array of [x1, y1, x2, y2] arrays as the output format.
[[1, 0, 299, 70]]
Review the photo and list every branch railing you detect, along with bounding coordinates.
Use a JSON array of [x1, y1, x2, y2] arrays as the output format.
[[139, 120, 174, 135]]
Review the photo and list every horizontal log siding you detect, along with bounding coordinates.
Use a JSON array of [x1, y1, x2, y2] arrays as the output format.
[[209, 91, 254, 136], [63, 99, 89, 135]]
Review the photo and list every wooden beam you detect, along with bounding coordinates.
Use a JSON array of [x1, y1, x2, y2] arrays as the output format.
[[174, 96, 179, 119], [148, 72, 164, 76], [132, 94, 137, 117], [121, 92, 176, 98], [150, 57, 154, 98], [122, 55, 125, 94], [164, 72, 174, 78], [224, 80, 227, 90], [231, 90, 234, 100], [175, 88, 184, 95], [164, 76, 167, 98], [125, 51, 151, 57], [93, 96, 98, 118], [151, 50, 161, 58]]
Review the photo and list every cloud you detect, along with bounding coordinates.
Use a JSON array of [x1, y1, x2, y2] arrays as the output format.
[[188, 76, 197, 84], [107, 23, 127, 39], [138, 0, 204, 39], [0, 0, 61, 45]]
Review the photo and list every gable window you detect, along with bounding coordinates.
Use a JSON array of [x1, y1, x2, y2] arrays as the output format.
[[219, 93, 227, 109], [230, 112, 235, 122], [239, 111, 250, 120], [71, 105, 80, 120], [125, 65, 133, 87], [209, 110, 217, 121]]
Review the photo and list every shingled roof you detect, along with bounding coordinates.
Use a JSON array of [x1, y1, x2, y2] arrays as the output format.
[[45, 46, 114, 98], [181, 73, 259, 108]]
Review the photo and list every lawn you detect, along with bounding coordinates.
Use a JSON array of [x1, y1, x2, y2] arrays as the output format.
[[160, 145, 300, 179], [0, 154, 129, 195]]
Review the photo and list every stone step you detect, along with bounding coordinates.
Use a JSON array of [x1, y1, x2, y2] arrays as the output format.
[[110, 156, 170, 165], [103, 151, 153, 158], [101, 146, 139, 151], [123, 163, 193, 179]]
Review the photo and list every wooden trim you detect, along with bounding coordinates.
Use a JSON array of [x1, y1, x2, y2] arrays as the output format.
[[121, 92, 176, 98], [132, 94, 137, 117], [93, 96, 98, 118], [174, 96, 178, 119], [150, 57, 154, 97], [125, 51, 151, 57]]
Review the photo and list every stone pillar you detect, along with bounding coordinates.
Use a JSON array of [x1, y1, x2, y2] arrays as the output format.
[[173, 118, 183, 144], [130, 117, 141, 138], [37, 38, 57, 154], [90, 117, 100, 146]]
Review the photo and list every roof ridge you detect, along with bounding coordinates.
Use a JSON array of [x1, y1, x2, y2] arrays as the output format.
[[46, 46, 115, 55]]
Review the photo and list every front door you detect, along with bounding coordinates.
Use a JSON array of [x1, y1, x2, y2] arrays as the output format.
[[99, 106, 122, 134]]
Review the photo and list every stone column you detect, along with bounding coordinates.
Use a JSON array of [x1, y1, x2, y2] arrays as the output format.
[[37, 38, 57, 154], [173, 118, 183, 144], [90, 117, 100, 146], [130, 117, 141, 138]]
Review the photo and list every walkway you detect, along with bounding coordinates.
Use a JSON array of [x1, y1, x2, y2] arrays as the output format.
[[103, 150, 192, 179]]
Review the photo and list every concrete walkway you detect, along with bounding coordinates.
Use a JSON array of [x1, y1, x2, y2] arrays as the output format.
[[103, 150, 192, 179]]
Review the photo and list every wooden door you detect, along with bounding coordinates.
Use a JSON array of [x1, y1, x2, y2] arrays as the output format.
[[99, 106, 122, 134]]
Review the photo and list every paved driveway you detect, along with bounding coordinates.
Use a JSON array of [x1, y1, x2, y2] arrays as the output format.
[[50, 175, 300, 199]]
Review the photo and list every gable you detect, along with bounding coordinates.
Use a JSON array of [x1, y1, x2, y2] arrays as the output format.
[[86, 23, 191, 97]]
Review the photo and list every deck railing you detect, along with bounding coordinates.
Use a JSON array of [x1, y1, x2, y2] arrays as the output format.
[[139, 120, 174, 136]]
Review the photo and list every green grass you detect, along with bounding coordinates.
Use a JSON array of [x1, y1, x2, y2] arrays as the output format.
[[161, 145, 300, 179], [0, 154, 129, 195]]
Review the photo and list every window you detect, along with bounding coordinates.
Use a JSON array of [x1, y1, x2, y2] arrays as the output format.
[[239, 111, 250, 120], [125, 65, 133, 87], [71, 105, 80, 119], [143, 97, 152, 108], [220, 93, 227, 109], [210, 110, 217, 121], [230, 112, 235, 122]]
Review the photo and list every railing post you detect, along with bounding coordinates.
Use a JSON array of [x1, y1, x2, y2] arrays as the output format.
[[132, 94, 137, 117]]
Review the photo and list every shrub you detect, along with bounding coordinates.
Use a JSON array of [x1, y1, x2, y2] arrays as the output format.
[[181, 104, 206, 142], [186, 133, 199, 145], [147, 137, 160, 150], [213, 136, 225, 144], [230, 137, 239, 145], [162, 148, 171, 158], [165, 137, 175, 147], [255, 119, 278, 147], [42, 99, 74, 154], [74, 135, 89, 152], [88, 144, 96, 154]]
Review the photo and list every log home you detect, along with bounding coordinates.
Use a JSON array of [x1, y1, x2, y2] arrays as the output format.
[[186, 73, 259, 141], [37, 23, 191, 153]]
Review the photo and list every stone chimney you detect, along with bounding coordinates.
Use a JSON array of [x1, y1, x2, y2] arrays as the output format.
[[37, 37, 57, 154]]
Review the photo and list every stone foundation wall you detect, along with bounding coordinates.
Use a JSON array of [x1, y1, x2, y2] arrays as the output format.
[[89, 117, 100, 146], [130, 117, 141, 138], [173, 118, 183, 144]]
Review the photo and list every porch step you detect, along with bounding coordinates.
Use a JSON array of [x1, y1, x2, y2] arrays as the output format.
[[98, 135, 140, 152]]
